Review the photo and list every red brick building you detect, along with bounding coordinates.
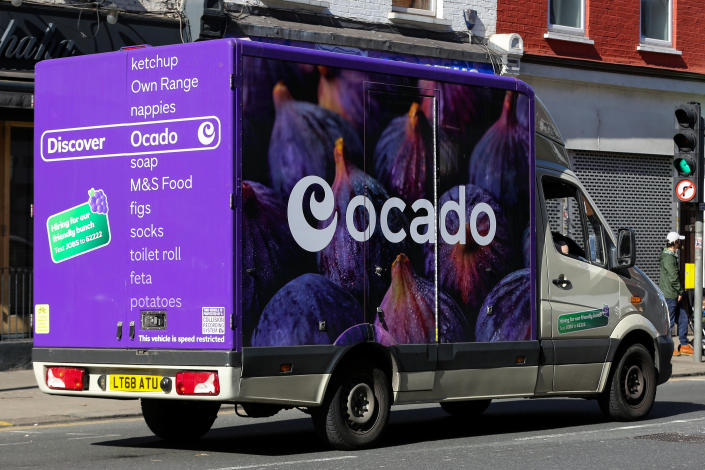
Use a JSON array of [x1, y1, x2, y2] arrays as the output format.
[[497, 0, 705, 281], [499, 0, 705, 72]]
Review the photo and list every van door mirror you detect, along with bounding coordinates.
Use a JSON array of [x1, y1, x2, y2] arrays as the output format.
[[615, 228, 636, 269]]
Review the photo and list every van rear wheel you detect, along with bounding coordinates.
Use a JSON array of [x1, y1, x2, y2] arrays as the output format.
[[141, 399, 220, 442], [598, 343, 655, 421], [440, 399, 491, 416], [312, 367, 390, 450]]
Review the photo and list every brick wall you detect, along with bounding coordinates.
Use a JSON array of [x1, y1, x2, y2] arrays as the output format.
[[497, 0, 705, 73]]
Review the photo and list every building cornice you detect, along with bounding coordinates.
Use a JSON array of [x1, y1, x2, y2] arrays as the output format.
[[524, 53, 705, 82]]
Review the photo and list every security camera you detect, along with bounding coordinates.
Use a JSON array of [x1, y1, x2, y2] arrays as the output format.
[[463, 9, 477, 31], [488, 33, 524, 55]]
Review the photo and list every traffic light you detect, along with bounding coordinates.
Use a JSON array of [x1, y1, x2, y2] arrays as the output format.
[[674, 102, 703, 204]]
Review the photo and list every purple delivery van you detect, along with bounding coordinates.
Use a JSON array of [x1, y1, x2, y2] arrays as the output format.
[[33, 39, 672, 450]]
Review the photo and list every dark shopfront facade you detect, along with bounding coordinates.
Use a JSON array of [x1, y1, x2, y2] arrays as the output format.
[[0, 3, 181, 340]]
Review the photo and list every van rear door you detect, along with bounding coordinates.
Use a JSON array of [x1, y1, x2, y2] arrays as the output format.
[[34, 40, 236, 352]]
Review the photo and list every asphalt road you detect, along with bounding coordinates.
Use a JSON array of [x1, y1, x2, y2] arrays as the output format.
[[3, 378, 705, 469]]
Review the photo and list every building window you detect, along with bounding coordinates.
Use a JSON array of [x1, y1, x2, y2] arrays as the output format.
[[641, 0, 672, 45], [392, 0, 436, 16], [549, 0, 584, 32]]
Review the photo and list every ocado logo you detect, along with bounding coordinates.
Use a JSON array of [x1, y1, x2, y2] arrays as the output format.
[[287, 176, 496, 252], [197, 121, 216, 146]]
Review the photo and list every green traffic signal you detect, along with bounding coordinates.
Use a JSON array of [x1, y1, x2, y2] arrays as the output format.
[[677, 158, 693, 174], [674, 102, 702, 202]]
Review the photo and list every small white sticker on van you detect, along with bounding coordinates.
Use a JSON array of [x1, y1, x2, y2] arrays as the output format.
[[202, 307, 225, 335]]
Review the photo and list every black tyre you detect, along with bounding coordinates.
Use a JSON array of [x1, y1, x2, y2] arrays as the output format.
[[312, 367, 390, 450], [141, 399, 220, 442], [440, 399, 491, 416], [598, 343, 656, 421]]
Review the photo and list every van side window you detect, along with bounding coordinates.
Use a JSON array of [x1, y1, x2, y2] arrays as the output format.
[[542, 178, 587, 261], [581, 195, 607, 267]]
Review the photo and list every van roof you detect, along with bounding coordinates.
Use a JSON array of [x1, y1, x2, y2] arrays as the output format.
[[535, 96, 564, 146]]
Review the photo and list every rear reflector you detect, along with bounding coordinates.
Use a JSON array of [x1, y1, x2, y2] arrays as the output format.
[[175, 371, 220, 396], [46, 367, 87, 391]]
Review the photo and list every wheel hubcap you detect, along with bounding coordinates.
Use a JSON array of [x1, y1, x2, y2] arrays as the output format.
[[346, 383, 375, 425], [624, 364, 645, 402]]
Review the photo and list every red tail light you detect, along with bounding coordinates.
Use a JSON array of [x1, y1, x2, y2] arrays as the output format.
[[175, 371, 220, 396], [46, 367, 87, 391]]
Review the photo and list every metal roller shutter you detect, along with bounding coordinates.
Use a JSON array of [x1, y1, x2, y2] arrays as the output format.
[[570, 150, 673, 283]]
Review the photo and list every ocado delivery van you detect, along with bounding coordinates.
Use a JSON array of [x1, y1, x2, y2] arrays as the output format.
[[33, 38, 672, 450]]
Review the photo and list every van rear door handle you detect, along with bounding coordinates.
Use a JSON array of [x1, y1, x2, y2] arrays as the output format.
[[552, 274, 572, 289]]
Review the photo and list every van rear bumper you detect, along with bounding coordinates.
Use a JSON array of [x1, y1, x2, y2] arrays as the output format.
[[32, 347, 330, 406], [656, 335, 673, 385]]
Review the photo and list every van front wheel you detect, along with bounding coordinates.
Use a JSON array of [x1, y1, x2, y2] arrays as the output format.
[[598, 343, 656, 421]]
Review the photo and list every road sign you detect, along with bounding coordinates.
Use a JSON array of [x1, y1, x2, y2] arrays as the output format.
[[676, 179, 697, 201]]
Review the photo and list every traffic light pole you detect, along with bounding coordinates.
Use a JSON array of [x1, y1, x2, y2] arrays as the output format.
[[695, 216, 702, 362], [674, 103, 704, 362], [695, 112, 704, 363]]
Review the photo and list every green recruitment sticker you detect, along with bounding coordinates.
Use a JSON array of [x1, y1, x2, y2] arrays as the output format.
[[46, 189, 111, 263], [558, 307, 609, 334]]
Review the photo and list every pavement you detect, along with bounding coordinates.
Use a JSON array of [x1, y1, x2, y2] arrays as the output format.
[[1, 338, 705, 429]]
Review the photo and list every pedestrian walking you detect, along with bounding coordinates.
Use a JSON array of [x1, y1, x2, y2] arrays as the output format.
[[660, 231, 694, 356]]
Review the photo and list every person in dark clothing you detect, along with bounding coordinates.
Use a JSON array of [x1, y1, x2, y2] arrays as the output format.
[[659, 231, 693, 356]]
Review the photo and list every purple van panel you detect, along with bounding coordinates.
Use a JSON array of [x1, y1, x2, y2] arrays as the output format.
[[239, 45, 536, 347], [34, 40, 236, 350], [34, 37, 537, 354]]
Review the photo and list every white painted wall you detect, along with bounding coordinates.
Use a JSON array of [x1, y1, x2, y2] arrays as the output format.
[[47, 0, 173, 13], [226, 0, 498, 37], [521, 62, 705, 156], [37, 0, 498, 36]]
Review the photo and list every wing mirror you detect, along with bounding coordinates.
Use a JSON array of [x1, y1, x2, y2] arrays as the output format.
[[614, 228, 636, 269]]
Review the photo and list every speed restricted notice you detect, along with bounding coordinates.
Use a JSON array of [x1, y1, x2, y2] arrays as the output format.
[[676, 179, 696, 202]]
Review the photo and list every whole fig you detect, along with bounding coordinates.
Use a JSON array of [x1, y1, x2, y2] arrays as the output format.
[[242, 57, 319, 184], [251, 273, 363, 346], [475, 268, 532, 342], [318, 138, 409, 307], [467, 90, 530, 232], [427, 184, 513, 333], [268, 82, 362, 196], [373, 102, 432, 202], [242, 181, 310, 342], [375, 253, 469, 344], [374, 101, 461, 202]]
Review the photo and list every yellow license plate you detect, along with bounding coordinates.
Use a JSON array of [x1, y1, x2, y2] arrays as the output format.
[[109, 374, 161, 392]]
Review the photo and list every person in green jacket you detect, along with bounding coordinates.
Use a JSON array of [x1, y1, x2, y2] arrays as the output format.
[[659, 231, 693, 356]]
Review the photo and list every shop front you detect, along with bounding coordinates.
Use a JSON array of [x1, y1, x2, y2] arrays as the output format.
[[0, 3, 181, 340]]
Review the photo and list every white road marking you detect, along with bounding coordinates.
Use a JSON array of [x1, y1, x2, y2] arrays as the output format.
[[67, 434, 120, 440], [513, 416, 705, 441], [0, 440, 32, 446], [210, 455, 357, 470]]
